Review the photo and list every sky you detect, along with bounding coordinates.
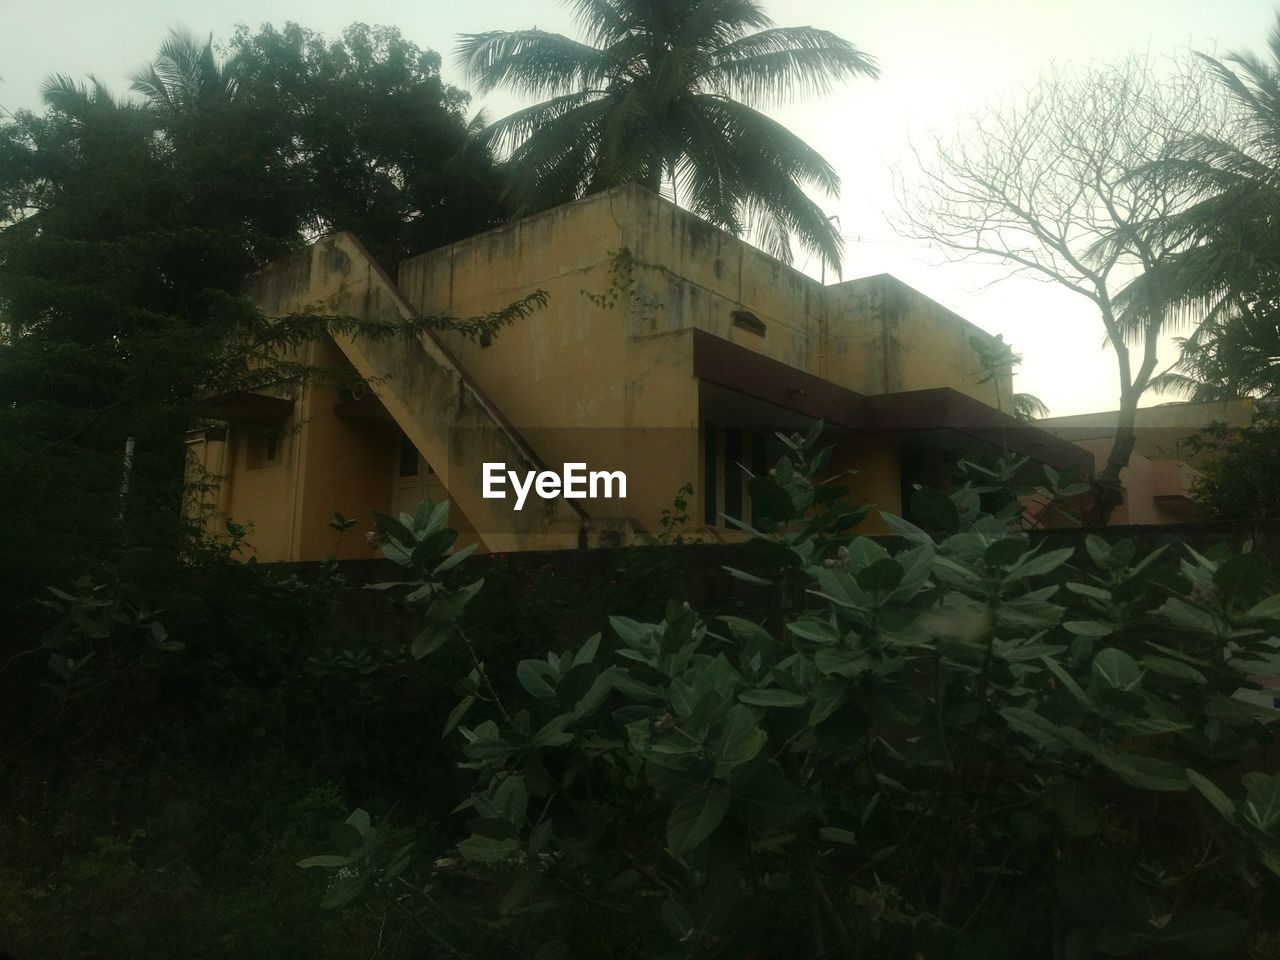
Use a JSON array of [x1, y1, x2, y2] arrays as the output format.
[[3, 0, 1277, 416]]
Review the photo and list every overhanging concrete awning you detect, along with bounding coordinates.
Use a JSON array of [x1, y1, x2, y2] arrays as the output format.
[[194, 390, 294, 425], [691, 329, 1092, 474]]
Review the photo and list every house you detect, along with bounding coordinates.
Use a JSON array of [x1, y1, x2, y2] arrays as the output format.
[[184, 184, 1089, 561], [1035, 399, 1258, 524]]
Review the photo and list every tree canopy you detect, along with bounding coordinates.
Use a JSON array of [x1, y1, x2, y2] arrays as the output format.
[[0, 23, 512, 613], [1139, 15, 1280, 402], [456, 0, 878, 274]]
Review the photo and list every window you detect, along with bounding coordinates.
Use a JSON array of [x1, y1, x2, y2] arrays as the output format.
[[704, 422, 717, 525], [731, 310, 766, 337], [245, 431, 282, 470], [749, 433, 768, 526], [704, 424, 771, 528], [399, 434, 420, 478], [723, 428, 743, 524]]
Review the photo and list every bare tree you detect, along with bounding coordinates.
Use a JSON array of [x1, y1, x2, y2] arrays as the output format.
[[897, 54, 1218, 522]]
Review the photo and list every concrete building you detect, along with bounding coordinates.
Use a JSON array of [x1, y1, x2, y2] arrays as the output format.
[[184, 185, 1088, 561], [1035, 399, 1257, 525]]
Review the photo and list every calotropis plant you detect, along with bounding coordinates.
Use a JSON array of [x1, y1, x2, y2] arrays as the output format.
[[305, 428, 1280, 959]]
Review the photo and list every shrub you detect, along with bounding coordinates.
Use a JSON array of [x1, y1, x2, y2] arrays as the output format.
[[307, 428, 1280, 959]]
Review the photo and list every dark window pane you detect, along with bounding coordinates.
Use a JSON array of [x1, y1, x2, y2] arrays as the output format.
[[704, 423, 717, 525], [724, 428, 743, 524]]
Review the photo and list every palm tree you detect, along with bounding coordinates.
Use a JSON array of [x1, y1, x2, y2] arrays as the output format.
[[129, 28, 238, 113], [1140, 14, 1280, 401], [455, 0, 878, 275]]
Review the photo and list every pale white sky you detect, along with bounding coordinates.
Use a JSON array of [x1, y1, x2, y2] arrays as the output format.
[[3, 0, 1276, 415]]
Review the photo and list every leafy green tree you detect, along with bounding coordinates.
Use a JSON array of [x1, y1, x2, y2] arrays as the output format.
[[1190, 411, 1280, 520], [0, 22, 515, 625], [1139, 15, 1280, 403], [230, 22, 510, 266], [456, 0, 878, 273]]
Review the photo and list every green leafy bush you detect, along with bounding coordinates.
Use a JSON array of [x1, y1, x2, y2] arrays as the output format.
[[312, 426, 1280, 959]]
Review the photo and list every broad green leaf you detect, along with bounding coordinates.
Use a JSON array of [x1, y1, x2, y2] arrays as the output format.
[[819, 826, 858, 845], [729, 761, 813, 827], [516, 660, 558, 701], [667, 783, 729, 856], [1008, 547, 1075, 579], [1092, 747, 1188, 792], [494, 774, 529, 824], [1142, 656, 1206, 684], [457, 835, 521, 863], [1065, 581, 1112, 601], [747, 475, 795, 525], [297, 854, 354, 868], [808, 679, 845, 726], [1213, 553, 1271, 601], [410, 528, 457, 569], [1064, 620, 1113, 637], [571, 633, 601, 668], [432, 541, 478, 574], [1116, 716, 1190, 736], [1245, 594, 1280, 620], [1040, 656, 1096, 710], [411, 622, 450, 659], [609, 615, 654, 647], [371, 509, 415, 549], [856, 558, 904, 593], [739, 688, 806, 708], [911, 487, 960, 533], [846, 537, 890, 567], [660, 898, 695, 942], [712, 705, 767, 777], [1186, 769, 1237, 824], [744, 536, 802, 569], [1084, 535, 1112, 568], [787, 617, 839, 645], [319, 874, 368, 909], [814, 647, 873, 678], [723, 565, 774, 586], [572, 671, 615, 718], [1158, 598, 1219, 634], [1244, 773, 1280, 831], [1001, 706, 1067, 748], [985, 538, 1029, 567], [879, 512, 934, 546], [719, 616, 773, 645], [1092, 648, 1142, 691], [442, 695, 476, 739]]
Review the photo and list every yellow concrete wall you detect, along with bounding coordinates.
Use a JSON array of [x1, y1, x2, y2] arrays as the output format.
[[289, 339, 401, 561], [824, 275, 1007, 406], [1038, 399, 1256, 464], [244, 234, 594, 554], [396, 185, 1011, 543], [221, 422, 296, 562], [187, 339, 401, 563], [398, 193, 704, 540], [190, 188, 1022, 559], [186, 339, 485, 563]]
